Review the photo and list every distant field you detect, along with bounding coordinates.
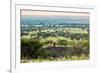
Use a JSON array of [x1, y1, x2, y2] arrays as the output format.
[[22, 28, 88, 38]]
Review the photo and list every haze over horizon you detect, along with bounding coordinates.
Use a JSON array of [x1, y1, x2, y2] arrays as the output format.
[[21, 15, 89, 25]]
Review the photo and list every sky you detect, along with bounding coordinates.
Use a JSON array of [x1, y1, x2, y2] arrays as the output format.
[[21, 10, 90, 24], [21, 10, 90, 16]]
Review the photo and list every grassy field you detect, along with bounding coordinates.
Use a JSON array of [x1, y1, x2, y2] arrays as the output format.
[[21, 27, 89, 63]]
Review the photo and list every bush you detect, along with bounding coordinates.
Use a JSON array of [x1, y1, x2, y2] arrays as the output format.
[[21, 37, 45, 59], [58, 39, 68, 46]]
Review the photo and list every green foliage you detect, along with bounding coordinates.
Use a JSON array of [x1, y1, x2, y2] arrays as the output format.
[[82, 40, 89, 47], [21, 26, 89, 62], [58, 39, 68, 46], [21, 37, 45, 59], [21, 37, 31, 46]]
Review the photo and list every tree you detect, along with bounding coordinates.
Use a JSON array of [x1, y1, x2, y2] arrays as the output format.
[[21, 37, 32, 59], [30, 38, 43, 58], [21, 37, 44, 59]]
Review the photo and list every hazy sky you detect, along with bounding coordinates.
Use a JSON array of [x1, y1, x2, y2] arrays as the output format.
[[21, 10, 89, 16], [21, 10, 89, 24]]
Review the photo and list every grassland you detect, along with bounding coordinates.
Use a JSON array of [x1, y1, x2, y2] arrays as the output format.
[[21, 25, 89, 63]]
